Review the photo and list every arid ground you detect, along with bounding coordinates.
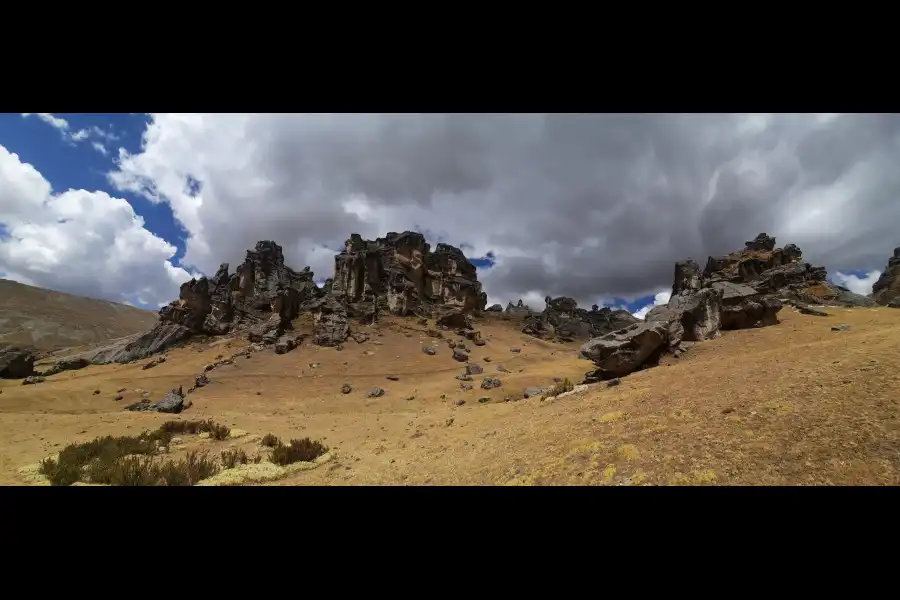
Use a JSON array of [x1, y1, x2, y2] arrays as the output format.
[[3, 305, 900, 485]]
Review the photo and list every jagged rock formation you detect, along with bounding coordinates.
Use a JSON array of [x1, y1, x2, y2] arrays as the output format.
[[872, 247, 900, 307], [330, 232, 487, 321], [486, 303, 503, 312], [0, 345, 36, 379], [86, 241, 325, 364], [504, 299, 534, 314], [523, 296, 639, 342], [580, 232, 866, 382]]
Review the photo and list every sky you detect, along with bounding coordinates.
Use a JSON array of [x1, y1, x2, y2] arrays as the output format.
[[0, 113, 895, 317]]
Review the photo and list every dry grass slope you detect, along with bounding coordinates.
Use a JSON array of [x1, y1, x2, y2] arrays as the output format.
[[0, 279, 158, 352], [2, 305, 899, 485]]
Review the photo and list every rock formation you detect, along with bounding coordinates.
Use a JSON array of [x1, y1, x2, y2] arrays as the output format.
[[872, 247, 900, 307], [87, 241, 325, 364], [329, 232, 487, 320], [0, 345, 36, 379], [580, 232, 868, 382], [504, 299, 534, 314], [523, 296, 639, 342]]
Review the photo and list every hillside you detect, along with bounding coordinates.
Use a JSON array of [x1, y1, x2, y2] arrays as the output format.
[[3, 306, 899, 485], [0, 279, 158, 352]]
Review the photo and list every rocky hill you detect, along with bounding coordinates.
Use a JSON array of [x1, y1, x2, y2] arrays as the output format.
[[579, 233, 875, 383], [0, 279, 157, 353], [872, 247, 900, 307], [71, 234, 488, 367]]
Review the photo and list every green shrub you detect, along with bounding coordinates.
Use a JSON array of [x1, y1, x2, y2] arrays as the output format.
[[268, 438, 329, 466]]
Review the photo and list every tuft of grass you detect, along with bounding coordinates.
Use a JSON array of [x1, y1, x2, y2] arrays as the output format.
[[39, 420, 231, 486], [268, 437, 329, 466], [543, 378, 575, 400], [260, 433, 280, 448], [220, 448, 249, 469]]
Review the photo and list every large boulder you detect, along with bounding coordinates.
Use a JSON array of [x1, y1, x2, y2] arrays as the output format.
[[0, 345, 36, 379], [82, 322, 195, 365], [330, 232, 487, 318], [711, 282, 782, 329], [579, 322, 669, 380], [646, 287, 723, 347], [312, 297, 349, 347], [872, 247, 900, 306]]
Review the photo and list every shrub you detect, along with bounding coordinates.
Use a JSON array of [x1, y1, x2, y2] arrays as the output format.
[[220, 448, 249, 469], [260, 433, 280, 448], [543, 378, 575, 399], [159, 419, 230, 440], [268, 437, 329, 466]]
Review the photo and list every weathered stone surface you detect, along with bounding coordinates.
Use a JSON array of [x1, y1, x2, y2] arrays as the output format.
[[466, 363, 483, 375], [452, 348, 469, 362], [40, 356, 91, 377], [311, 297, 349, 347], [481, 377, 502, 389], [873, 247, 900, 306], [274, 335, 298, 355], [647, 287, 724, 347], [437, 311, 473, 330], [0, 346, 36, 379], [580, 322, 669, 380], [486, 304, 503, 312], [22, 375, 45, 385], [82, 323, 195, 365], [330, 231, 487, 319], [522, 296, 639, 342], [422, 345, 437, 355], [505, 299, 534, 314]]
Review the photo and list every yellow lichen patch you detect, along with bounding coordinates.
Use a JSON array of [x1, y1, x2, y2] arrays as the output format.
[[196, 451, 334, 486], [599, 411, 625, 423], [16, 463, 51, 486], [617, 444, 640, 461], [693, 469, 718, 484], [641, 424, 669, 435], [631, 469, 648, 485], [228, 428, 248, 439], [602, 464, 617, 482], [669, 472, 692, 485]]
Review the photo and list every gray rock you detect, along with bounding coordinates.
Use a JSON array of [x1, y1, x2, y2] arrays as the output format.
[[798, 305, 829, 317], [580, 322, 669, 380], [368, 387, 385, 398], [510, 347, 521, 353], [22, 375, 45, 385], [460, 384, 473, 391], [341, 383, 352, 394], [83, 322, 194, 365], [155, 390, 185, 414], [352, 332, 369, 344], [452, 348, 469, 362], [114, 394, 123, 401], [274, 335, 298, 354], [832, 324, 851, 332], [195, 373, 210, 388], [466, 364, 483, 375], [524, 387, 548, 398], [607, 378, 621, 387], [422, 346, 437, 355], [481, 377, 502, 390]]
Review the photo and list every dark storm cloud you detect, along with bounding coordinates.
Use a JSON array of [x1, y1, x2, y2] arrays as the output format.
[[114, 113, 900, 307]]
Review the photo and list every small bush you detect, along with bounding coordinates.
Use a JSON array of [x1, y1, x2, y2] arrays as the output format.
[[220, 448, 249, 469], [268, 438, 329, 466], [159, 419, 230, 440], [260, 433, 280, 448], [543, 378, 575, 400]]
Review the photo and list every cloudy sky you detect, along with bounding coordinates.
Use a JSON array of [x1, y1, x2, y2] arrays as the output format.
[[0, 113, 895, 316]]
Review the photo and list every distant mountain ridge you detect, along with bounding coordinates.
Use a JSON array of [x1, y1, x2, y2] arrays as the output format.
[[0, 279, 158, 352]]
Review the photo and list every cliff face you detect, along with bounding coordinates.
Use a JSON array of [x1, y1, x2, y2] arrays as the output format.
[[330, 232, 487, 319], [872, 247, 900, 307], [160, 240, 323, 335]]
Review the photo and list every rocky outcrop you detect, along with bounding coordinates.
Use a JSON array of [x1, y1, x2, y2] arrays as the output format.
[[580, 322, 669, 381], [311, 297, 349, 347], [330, 232, 487, 320], [0, 345, 36, 379], [872, 247, 900, 307], [505, 299, 534, 314], [86, 241, 325, 364], [646, 287, 723, 347], [523, 296, 639, 342]]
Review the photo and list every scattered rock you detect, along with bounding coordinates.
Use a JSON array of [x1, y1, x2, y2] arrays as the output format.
[[422, 346, 437, 355], [427, 329, 443, 339], [524, 387, 548, 398], [460, 384, 473, 391], [454, 399, 466, 406], [483, 356, 492, 362], [117, 387, 126, 393], [486, 304, 503, 312], [497, 365, 510, 373], [478, 397, 491, 403], [466, 364, 484, 375], [195, 373, 210, 388], [832, 324, 851, 332], [798, 305, 829, 317], [352, 332, 369, 344], [510, 347, 521, 353], [607, 378, 621, 387], [456, 374, 473, 381], [22, 375, 45, 385], [452, 348, 469, 362], [367, 387, 385, 398], [481, 377, 502, 390], [447, 340, 457, 349], [142, 356, 167, 370], [114, 394, 123, 401], [274, 335, 299, 354], [386, 375, 400, 381], [473, 338, 486, 346], [93, 389, 100, 395], [418, 318, 429, 326]]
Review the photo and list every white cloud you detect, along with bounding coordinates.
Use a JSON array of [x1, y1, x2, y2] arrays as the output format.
[[632, 290, 672, 320], [21, 113, 119, 152], [0, 144, 194, 307], [832, 270, 881, 297]]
